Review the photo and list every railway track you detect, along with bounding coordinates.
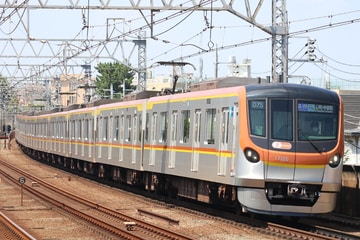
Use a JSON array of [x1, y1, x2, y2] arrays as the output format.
[[0, 157, 193, 240], [0, 211, 36, 240], [1, 148, 359, 240]]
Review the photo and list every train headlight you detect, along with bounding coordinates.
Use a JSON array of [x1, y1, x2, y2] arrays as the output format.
[[244, 148, 260, 163], [329, 154, 341, 168]]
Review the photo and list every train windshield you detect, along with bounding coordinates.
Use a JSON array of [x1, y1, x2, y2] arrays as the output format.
[[297, 101, 338, 141], [249, 99, 339, 142]]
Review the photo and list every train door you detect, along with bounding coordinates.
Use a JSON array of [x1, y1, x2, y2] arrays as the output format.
[[63, 120, 67, 155], [57, 121, 62, 153], [119, 115, 124, 162], [169, 110, 178, 168], [218, 105, 238, 176], [83, 119, 88, 157], [97, 116, 102, 159], [149, 113, 157, 166], [103, 116, 109, 159], [89, 118, 93, 158], [108, 116, 112, 160], [131, 114, 137, 164], [69, 119, 75, 156], [219, 107, 229, 176], [75, 119, 79, 156], [52, 121, 56, 152], [231, 104, 239, 176], [113, 115, 119, 161], [267, 99, 295, 180], [140, 111, 148, 169], [191, 109, 201, 171], [80, 119, 84, 157]]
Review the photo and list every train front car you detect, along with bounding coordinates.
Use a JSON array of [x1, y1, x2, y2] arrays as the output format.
[[237, 83, 344, 216]]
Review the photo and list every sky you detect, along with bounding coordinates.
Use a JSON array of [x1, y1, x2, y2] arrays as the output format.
[[1, 0, 360, 90]]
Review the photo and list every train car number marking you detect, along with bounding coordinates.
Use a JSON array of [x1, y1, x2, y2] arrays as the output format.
[[275, 156, 289, 162]]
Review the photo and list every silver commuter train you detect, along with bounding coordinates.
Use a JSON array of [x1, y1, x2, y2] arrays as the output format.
[[15, 83, 344, 216]]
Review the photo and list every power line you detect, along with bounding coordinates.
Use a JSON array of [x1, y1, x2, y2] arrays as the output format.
[[316, 45, 360, 67]]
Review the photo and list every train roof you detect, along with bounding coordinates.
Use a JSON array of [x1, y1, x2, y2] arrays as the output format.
[[17, 82, 341, 118], [245, 83, 341, 104]]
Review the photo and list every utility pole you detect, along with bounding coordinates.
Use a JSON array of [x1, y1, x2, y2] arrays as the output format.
[[271, 0, 288, 83]]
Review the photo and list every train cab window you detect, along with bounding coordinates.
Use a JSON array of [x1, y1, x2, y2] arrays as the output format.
[[205, 108, 216, 144], [159, 112, 168, 143], [249, 100, 266, 137], [271, 99, 293, 141], [180, 110, 190, 143], [298, 102, 338, 141]]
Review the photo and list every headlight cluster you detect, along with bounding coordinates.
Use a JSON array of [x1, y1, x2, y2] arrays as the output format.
[[244, 148, 260, 163], [329, 154, 341, 168]]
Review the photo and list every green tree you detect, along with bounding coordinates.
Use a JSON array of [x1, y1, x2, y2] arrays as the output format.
[[94, 62, 136, 98], [0, 74, 17, 107], [0, 74, 18, 131]]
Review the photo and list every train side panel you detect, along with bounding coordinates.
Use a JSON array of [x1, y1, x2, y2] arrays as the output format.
[[142, 89, 241, 186], [95, 100, 146, 171]]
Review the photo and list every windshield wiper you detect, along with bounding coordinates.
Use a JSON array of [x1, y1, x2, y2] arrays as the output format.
[[298, 128, 323, 153]]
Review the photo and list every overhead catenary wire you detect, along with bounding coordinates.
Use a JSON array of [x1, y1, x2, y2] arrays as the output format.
[[316, 45, 360, 67], [5, 1, 360, 84]]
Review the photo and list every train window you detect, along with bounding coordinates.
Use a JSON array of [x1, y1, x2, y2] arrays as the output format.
[[271, 99, 293, 141], [59, 122, 63, 139], [205, 108, 216, 144], [84, 119, 89, 140], [221, 108, 230, 144], [50, 122, 54, 138], [133, 114, 138, 142], [96, 117, 100, 141], [71, 120, 75, 140], [180, 110, 190, 143], [89, 119, 93, 141], [194, 109, 202, 143], [171, 111, 178, 142], [138, 114, 142, 141], [78, 120, 82, 140], [103, 117, 108, 140], [145, 113, 149, 142], [125, 115, 132, 142], [298, 101, 338, 141], [62, 121, 65, 139], [120, 115, 124, 142], [159, 112, 168, 143], [114, 116, 119, 141], [249, 100, 266, 137], [151, 113, 157, 143], [109, 116, 113, 141]]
